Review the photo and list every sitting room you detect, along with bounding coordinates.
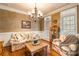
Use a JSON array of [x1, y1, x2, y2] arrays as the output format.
[[0, 3, 79, 56]]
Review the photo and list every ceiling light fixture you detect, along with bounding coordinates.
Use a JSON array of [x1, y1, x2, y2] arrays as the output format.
[[28, 3, 43, 22]]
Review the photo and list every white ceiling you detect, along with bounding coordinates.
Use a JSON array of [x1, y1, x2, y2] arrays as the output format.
[[0, 3, 70, 15]]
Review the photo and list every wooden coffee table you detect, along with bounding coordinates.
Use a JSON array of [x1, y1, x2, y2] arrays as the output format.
[[25, 40, 48, 56]]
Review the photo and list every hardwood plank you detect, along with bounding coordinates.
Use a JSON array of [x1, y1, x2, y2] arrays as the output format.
[[51, 49, 61, 56]]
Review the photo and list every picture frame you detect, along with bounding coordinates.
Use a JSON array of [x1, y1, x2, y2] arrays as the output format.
[[21, 20, 31, 29]]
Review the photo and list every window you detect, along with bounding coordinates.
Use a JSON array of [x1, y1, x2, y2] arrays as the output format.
[[60, 7, 77, 35], [44, 16, 51, 41], [60, 15, 76, 35]]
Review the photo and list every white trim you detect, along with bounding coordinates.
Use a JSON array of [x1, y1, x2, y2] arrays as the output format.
[[0, 4, 78, 17], [75, 6, 77, 35], [44, 16, 51, 41], [45, 3, 78, 16], [0, 4, 27, 15]]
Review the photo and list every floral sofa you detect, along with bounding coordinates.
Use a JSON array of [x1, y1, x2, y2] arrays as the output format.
[[10, 32, 40, 52]]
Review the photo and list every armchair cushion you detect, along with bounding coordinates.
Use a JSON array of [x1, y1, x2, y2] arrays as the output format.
[[69, 44, 78, 51], [61, 46, 70, 52]]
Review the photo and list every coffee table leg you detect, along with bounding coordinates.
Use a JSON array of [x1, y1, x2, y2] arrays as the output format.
[[44, 46, 48, 56], [31, 52, 34, 56]]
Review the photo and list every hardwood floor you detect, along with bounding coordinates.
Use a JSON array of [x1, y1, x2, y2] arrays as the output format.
[[2, 46, 26, 56], [51, 49, 61, 56], [0, 40, 61, 56], [0, 46, 61, 56]]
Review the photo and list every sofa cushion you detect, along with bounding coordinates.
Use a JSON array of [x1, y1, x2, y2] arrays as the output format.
[[20, 33, 25, 39], [11, 32, 41, 42], [61, 46, 70, 52], [16, 33, 24, 42], [69, 44, 78, 51], [11, 33, 18, 41], [24, 32, 32, 41]]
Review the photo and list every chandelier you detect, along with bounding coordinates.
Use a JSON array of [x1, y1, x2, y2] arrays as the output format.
[[28, 3, 43, 22]]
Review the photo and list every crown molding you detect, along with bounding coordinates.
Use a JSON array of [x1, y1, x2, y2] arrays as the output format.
[[0, 4, 78, 17], [45, 3, 78, 17], [0, 4, 27, 15]]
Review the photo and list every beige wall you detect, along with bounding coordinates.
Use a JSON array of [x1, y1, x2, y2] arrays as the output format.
[[0, 9, 32, 32], [0, 9, 44, 46], [39, 17, 44, 31]]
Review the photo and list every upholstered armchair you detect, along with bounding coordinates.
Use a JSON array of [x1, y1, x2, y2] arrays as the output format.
[[60, 35, 79, 56]]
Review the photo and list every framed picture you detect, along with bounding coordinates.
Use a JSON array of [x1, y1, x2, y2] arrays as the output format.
[[21, 20, 31, 29]]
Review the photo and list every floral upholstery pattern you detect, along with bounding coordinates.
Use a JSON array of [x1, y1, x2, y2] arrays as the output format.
[[60, 35, 79, 56], [52, 35, 79, 56], [10, 32, 40, 52]]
